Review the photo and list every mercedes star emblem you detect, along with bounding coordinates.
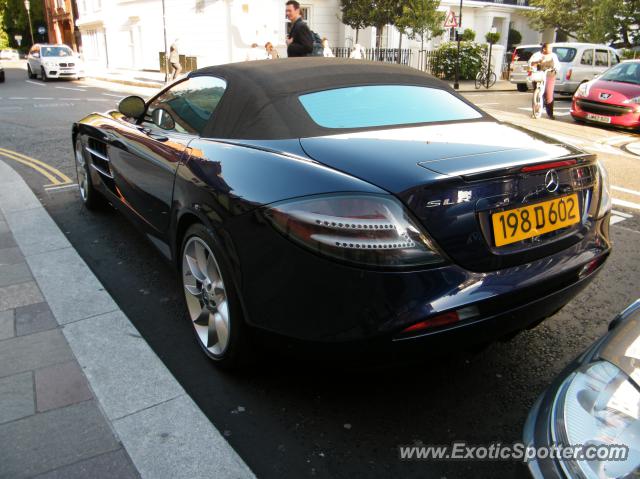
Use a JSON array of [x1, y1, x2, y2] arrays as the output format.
[[545, 169, 560, 193]]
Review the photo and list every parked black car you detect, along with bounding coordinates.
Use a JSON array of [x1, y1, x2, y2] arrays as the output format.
[[72, 58, 612, 368]]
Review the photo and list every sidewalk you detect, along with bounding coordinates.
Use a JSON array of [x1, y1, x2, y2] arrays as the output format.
[[0, 160, 254, 479], [450, 79, 516, 92]]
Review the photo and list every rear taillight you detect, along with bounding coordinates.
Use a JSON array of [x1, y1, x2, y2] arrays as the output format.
[[263, 194, 444, 268], [521, 159, 577, 173], [400, 305, 479, 334], [566, 68, 572, 81]]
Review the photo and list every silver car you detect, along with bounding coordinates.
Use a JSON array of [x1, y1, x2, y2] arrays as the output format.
[[510, 43, 620, 94]]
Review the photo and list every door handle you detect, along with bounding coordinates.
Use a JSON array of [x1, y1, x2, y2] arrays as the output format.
[[147, 132, 169, 142]]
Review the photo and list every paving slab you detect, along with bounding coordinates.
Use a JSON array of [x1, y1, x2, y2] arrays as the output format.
[[0, 280, 43, 312], [35, 361, 93, 412], [114, 395, 255, 479], [62, 310, 183, 420], [0, 371, 34, 425], [0, 262, 32, 288], [0, 400, 121, 479], [0, 231, 17, 249], [33, 449, 140, 479], [5, 208, 71, 256], [0, 164, 42, 213], [26, 248, 118, 324], [0, 328, 74, 379], [0, 310, 14, 340], [0, 246, 25, 266], [15, 302, 58, 336]]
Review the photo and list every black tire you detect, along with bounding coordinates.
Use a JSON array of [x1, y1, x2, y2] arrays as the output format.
[[74, 138, 103, 210], [40, 67, 49, 82], [27, 64, 36, 79], [474, 72, 483, 89], [180, 223, 251, 370], [487, 72, 497, 88], [517, 83, 528, 92], [0, 72, 4, 83]]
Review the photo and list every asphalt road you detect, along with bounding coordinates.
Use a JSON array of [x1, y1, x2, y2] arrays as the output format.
[[1, 63, 639, 479]]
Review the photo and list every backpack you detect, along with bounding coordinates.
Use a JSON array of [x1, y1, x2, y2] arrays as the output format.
[[308, 30, 324, 57]]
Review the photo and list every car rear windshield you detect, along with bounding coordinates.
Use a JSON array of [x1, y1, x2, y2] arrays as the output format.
[[41, 46, 73, 57], [513, 47, 539, 62], [553, 47, 577, 62], [298, 85, 482, 129], [600, 62, 640, 85]]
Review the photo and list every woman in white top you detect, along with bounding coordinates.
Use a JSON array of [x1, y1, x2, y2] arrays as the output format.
[[322, 38, 334, 58], [349, 44, 365, 60], [528, 43, 561, 119]]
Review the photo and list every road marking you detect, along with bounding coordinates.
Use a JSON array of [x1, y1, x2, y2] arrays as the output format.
[[611, 215, 627, 225], [60, 97, 81, 101], [86, 98, 111, 102], [102, 93, 124, 98], [612, 209, 633, 218], [601, 135, 632, 146], [45, 183, 78, 191], [613, 185, 640, 197], [32, 97, 54, 100], [612, 198, 640, 211], [25, 80, 45, 87], [9, 97, 27, 100], [475, 102, 500, 106], [0, 147, 72, 186], [56, 86, 86, 91], [517, 107, 571, 116]]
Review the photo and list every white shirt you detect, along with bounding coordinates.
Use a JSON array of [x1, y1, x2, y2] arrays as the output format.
[[528, 51, 561, 71]]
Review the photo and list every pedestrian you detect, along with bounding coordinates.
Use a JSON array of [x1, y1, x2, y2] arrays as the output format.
[[265, 42, 280, 59], [349, 44, 365, 60], [285, 0, 313, 57], [246, 43, 267, 61], [322, 38, 334, 58], [169, 41, 182, 80], [528, 43, 561, 119]]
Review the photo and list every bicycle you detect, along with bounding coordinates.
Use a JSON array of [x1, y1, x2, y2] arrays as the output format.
[[530, 68, 554, 119], [475, 58, 497, 89]]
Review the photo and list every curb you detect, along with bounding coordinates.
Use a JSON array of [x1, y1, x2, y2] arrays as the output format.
[[0, 159, 255, 479]]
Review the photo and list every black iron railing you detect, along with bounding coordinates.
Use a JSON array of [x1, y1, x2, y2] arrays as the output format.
[[331, 47, 413, 66]]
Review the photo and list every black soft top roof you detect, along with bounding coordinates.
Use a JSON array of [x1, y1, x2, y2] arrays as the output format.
[[189, 58, 479, 140]]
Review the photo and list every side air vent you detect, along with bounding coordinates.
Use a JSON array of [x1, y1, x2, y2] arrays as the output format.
[[86, 138, 113, 179]]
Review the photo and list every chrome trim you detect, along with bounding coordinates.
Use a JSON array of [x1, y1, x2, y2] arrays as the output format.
[[85, 145, 110, 163], [90, 163, 113, 179]]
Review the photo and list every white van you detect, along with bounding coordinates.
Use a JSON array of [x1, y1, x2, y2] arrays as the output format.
[[509, 43, 620, 94]]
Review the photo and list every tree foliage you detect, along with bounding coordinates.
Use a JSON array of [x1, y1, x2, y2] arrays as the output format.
[[395, 0, 444, 46], [526, 0, 639, 47], [485, 31, 500, 44], [507, 27, 521, 48], [339, 0, 371, 42], [460, 28, 476, 42], [431, 41, 486, 80], [0, 0, 46, 51]]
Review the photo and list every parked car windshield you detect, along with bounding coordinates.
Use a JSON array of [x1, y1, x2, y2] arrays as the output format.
[[299, 85, 482, 129], [553, 47, 577, 62], [600, 62, 640, 85], [41, 46, 73, 57]]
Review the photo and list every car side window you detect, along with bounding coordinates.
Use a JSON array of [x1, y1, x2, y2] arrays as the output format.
[[580, 49, 593, 66], [610, 52, 619, 65], [595, 50, 608, 67], [144, 76, 227, 136]]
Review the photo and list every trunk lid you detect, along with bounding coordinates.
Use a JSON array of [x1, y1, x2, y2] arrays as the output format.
[[299, 121, 600, 272]]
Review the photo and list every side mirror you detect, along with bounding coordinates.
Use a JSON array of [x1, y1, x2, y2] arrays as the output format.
[[152, 107, 175, 130], [118, 96, 146, 119]]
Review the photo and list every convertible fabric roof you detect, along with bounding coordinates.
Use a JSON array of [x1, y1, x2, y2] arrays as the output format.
[[190, 58, 478, 140]]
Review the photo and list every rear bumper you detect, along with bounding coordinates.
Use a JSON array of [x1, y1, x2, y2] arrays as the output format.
[[230, 210, 611, 346]]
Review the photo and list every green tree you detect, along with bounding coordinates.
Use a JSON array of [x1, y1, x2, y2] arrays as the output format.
[[507, 27, 521, 49], [460, 28, 476, 42], [395, 0, 444, 62], [368, 0, 403, 48], [485, 31, 500, 44], [339, 0, 371, 43], [0, 0, 45, 51], [526, 0, 639, 47]]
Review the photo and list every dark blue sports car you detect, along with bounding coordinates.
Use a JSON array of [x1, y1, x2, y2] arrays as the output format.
[[72, 58, 612, 367]]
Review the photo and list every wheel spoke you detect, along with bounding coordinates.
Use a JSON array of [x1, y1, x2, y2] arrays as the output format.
[[194, 241, 209, 280], [184, 283, 201, 297], [207, 313, 220, 348], [193, 306, 211, 326], [214, 312, 229, 350], [185, 241, 206, 283], [206, 256, 220, 284]]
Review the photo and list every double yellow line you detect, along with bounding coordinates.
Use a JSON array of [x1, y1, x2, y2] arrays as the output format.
[[0, 147, 73, 188]]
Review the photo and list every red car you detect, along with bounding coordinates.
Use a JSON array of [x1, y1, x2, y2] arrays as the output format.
[[571, 59, 640, 130]]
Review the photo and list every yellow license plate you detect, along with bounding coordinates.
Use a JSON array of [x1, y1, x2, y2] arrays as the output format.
[[491, 194, 580, 247]]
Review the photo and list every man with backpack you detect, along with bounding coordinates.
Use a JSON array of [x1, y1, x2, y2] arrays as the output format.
[[285, 1, 314, 57]]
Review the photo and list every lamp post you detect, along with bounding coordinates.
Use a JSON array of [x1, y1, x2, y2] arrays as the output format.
[[24, 0, 34, 46], [161, 0, 169, 82], [486, 27, 497, 89], [453, 0, 463, 90]]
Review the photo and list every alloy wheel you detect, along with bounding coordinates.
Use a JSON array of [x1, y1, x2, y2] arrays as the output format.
[[74, 141, 89, 202], [182, 237, 231, 356]]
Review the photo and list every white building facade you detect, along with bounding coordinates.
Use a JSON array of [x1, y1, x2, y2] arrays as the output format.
[[75, 0, 545, 74]]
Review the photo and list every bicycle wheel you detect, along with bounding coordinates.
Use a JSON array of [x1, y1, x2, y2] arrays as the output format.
[[532, 87, 543, 119], [475, 71, 483, 89], [487, 72, 497, 88]]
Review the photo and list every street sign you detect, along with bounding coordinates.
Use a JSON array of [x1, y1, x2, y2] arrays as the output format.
[[444, 11, 458, 28], [38, 26, 46, 35], [14, 34, 22, 46]]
